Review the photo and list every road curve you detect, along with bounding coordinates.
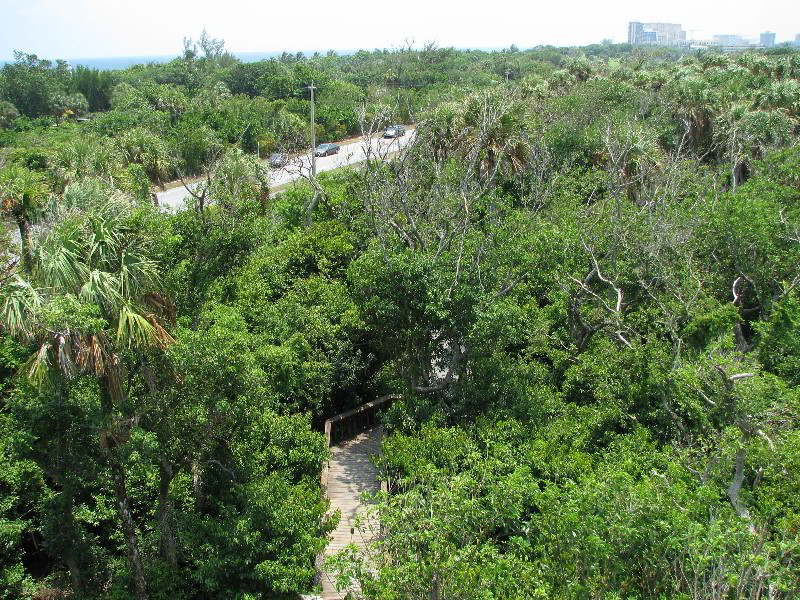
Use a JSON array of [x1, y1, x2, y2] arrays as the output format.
[[156, 131, 415, 211]]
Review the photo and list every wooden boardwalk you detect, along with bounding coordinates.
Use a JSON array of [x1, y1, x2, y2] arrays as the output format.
[[320, 426, 382, 599]]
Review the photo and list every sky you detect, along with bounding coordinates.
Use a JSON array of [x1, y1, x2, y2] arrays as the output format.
[[1, 0, 798, 60]]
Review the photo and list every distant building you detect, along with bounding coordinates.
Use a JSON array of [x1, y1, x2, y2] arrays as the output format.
[[760, 32, 776, 47], [628, 22, 644, 44], [712, 34, 751, 47], [795, 33, 800, 46], [640, 31, 658, 43], [648, 22, 687, 44], [628, 21, 686, 45]]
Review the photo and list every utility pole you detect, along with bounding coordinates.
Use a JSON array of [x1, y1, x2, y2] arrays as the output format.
[[308, 80, 317, 177]]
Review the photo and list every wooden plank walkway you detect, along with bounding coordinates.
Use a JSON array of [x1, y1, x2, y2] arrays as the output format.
[[320, 426, 382, 599]]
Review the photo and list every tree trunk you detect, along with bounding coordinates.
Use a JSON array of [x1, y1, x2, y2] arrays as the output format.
[[15, 215, 32, 275], [158, 460, 178, 566], [64, 555, 82, 593], [306, 189, 319, 227], [733, 323, 751, 352], [61, 491, 82, 593], [727, 447, 757, 535], [189, 245, 203, 331], [260, 188, 270, 215], [192, 460, 205, 514], [110, 452, 149, 600], [101, 378, 148, 600]]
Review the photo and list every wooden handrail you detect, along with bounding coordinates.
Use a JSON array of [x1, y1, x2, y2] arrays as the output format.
[[316, 395, 399, 592], [327, 394, 396, 424], [320, 393, 400, 492], [323, 394, 400, 448]]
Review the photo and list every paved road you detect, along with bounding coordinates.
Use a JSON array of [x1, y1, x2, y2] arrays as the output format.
[[156, 131, 415, 211]]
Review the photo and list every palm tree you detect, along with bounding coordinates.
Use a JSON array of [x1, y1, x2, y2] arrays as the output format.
[[0, 164, 48, 274], [755, 80, 800, 118], [118, 128, 173, 188], [49, 137, 123, 191], [666, 73, 719, 154], [1, 184, 173, 600], [461, 90, 531, 186]]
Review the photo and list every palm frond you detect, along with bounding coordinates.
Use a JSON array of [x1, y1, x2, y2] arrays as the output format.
[[106, 351, 125, 404], [76, 333, 108, 377], [117, 304, 157, 349], [1, 275, 43, 339], [144, 313, 175, 349], [0, 164, 47, 218], [79, 270, 122, 309], [85, 207, 125, 271], [55, 333, 77, 379], [119, 251, 160, 299], [23, 341, 53, 387], [35, 222, 88, 293]]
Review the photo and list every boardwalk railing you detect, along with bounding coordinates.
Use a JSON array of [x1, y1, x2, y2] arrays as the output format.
[[320, 394, 399, 493], [316, 395, 399, 598], [323, 394, 400, 448]]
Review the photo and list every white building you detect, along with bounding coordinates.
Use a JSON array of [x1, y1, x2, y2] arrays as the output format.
[[760, 32, 776, 47], [628, 22, 686, 45]]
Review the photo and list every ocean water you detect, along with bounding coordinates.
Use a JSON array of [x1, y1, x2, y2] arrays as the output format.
[[67, 55, 179, 70], [66, 51, 314, 70]]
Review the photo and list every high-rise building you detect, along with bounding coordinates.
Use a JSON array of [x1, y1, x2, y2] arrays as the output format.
[[760, 32, 776, 47], [628, 21, 643, 44], [628, 22, 686, 45], [795, 33, 800, 46]]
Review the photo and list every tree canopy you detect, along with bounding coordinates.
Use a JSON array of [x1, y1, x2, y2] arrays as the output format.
[[0, 38, 798, 599]]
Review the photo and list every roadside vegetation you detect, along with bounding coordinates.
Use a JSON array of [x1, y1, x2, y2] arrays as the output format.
[[1, 34, 798, 599]]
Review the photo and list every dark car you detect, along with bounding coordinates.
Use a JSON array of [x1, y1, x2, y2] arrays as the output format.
[[269, 152, 289, 168], [383, 125, 406, 138], [314, 143, 340, 157]]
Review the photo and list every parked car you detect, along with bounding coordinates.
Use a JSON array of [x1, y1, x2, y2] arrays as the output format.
[[314, 143, 340, 157], [269, 152, 288, 168], [383, 124, 406, 138]]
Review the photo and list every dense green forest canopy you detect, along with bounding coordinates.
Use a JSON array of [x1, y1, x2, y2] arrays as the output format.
[[0, 35, 799, 599]]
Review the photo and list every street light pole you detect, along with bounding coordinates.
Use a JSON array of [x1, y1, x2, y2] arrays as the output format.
[[308, 80, 317, 177]]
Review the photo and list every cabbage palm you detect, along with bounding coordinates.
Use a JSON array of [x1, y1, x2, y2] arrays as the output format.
[[21, 201, 171, 378], [49, 136, 123, 190], [0, 164, 48, 274], [714, 103, 795, 192], [461, 90, 531, 185], [666, 73, 719, 152], [118, 128, 173, 187], [1, 187, 172, 600], [755, 80, 800, 117]]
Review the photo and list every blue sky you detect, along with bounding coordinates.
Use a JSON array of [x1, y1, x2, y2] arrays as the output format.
[[1, 0, 798, 60]]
